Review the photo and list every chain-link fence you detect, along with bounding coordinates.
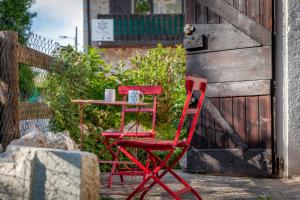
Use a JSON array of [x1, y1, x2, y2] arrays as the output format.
[[19, 33, 60, 136], [27, 33, 60, 55], [0, 31, 61, 148]]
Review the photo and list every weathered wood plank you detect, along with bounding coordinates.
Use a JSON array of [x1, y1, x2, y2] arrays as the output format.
[[187, 148, 272, 176], [220, 98, 233, 148], [246, 0, 260, 24], [185, 0, 197, 23], [199, 0, 272, 45], [246, 96, 260, 148], [233, 97, 246, 147], [224, 0, 234, 5], [204, 101, 216, 149], [186, 46, 272, 83], [196, 1, 207, 24], [207, 8, 220, 24], [185, 24, 260, 54], [210, 98, 223, 149], [17, 45, 54, 70], [260, 0, 273, 31], [233, 0, 246, 14], [204, 99, 247, 149], [19, 102, 52, 120], [259, 96, 272, 149], [220, 0, 233, 22], [207, 80, 271, 97]]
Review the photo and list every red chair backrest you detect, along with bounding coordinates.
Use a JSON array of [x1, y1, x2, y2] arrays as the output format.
[[118, 86, 162, 95], [173, 76, 207, 146], [117, 85, 162, 136]]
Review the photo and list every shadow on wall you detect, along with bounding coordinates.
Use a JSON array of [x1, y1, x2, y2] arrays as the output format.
[[31, 151, 82, 200]]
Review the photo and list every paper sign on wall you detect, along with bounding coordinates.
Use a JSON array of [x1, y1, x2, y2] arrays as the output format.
[[92, 19, 114, 41]]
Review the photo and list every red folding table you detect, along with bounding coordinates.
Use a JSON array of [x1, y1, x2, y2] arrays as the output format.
[[71, 99, 151, 149]]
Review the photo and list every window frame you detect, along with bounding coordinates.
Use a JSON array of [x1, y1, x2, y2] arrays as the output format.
[[132, 0, 183, 14]]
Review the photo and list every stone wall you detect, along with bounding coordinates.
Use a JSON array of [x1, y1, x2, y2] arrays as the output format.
[[100, 47, 149, 68], [275, 0, 300, 177]]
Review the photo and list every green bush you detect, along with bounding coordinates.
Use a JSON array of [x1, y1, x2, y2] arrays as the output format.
[[121, 44, 186, 131], [19, 64, 35, 100], [44, 44, 186, 171], [44, 46, 120, 140]]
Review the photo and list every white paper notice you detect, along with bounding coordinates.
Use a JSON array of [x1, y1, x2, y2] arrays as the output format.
[[92, 19, 114, 41]]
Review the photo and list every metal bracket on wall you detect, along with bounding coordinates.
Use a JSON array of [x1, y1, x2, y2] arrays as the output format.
[[183, 34, 204, 51]]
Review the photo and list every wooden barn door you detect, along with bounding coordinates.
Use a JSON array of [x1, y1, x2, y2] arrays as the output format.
[[185, 0, 274, 176]]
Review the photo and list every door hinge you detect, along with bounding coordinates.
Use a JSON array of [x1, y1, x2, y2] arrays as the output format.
[[271, 80, 276, 96]]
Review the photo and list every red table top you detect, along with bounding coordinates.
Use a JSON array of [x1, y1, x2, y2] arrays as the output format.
[[71, 99, 151, 106]]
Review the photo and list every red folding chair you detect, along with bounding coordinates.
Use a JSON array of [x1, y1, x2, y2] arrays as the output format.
[[99, 86, 162, 188], [115, 76, 207, 199]]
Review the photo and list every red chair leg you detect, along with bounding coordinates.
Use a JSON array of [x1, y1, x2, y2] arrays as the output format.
[[139, 150, 202, 200], [118, 146, 183, 200], [100, 138, 125, 188]]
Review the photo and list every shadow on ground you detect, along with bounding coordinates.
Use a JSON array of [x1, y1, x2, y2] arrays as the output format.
[[100, 170, 300, 200]]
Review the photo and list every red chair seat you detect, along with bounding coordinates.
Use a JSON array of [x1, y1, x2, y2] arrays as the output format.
[[116, 138, 187, 150], [102, 131, 153, 138]]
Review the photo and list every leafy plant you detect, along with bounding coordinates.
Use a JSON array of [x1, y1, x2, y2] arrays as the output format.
[[0, 0, 37, 101], [258, 194, 272, 200], [135, 0, 151, 13], [19, 64, 35, 100], [43, 46, 123, 171], [44, 46, 105, 139], [0, 0, 36, 43], [122, 44, 186, 129], [45, 45, 186, 171]]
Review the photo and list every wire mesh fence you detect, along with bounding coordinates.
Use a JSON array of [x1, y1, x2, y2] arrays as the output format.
[[19, 33, 60, 135], [27, 33, 60, 56], [0, 31, 61, 148]]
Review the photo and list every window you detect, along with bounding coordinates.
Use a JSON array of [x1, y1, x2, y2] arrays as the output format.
[[153, 0, 182, 14], [133, 0, 182, 14]]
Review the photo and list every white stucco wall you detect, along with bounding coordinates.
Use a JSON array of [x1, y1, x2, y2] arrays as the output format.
[[276, 0, 300, 177], [83, 0, 109, 48]]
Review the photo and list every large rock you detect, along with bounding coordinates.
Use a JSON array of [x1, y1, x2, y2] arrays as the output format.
[[9, 126, 79, 151], [10, 126, 48, 148], [45, 131, 79, 151], [0, 145, 100, 200]]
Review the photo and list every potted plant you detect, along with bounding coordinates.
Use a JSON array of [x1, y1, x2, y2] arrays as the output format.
[[135, 0, 151, 14]]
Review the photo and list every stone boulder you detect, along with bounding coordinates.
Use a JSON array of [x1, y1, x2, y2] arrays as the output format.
[[10, 126, 48, 148], [0, 145, 100, 200], [45, 131, 79, 151], [8, 126, 79, 151]]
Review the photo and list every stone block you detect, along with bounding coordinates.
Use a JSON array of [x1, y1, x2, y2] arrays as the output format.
[[0, 146, 100, 200]]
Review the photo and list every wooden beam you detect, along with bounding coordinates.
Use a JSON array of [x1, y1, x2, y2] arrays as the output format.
[[17, 45, 54, 70], [207, 80, 270, 97], [0, 31, 20, 149], [185, 0, 197, 23], [187, 148, 272, 176], [204, 99, 248, 149], [19, 102, 52, 120], [185, 24, 261, 54], [199, 0, 272, 45], [186, 46, 272, 83]]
